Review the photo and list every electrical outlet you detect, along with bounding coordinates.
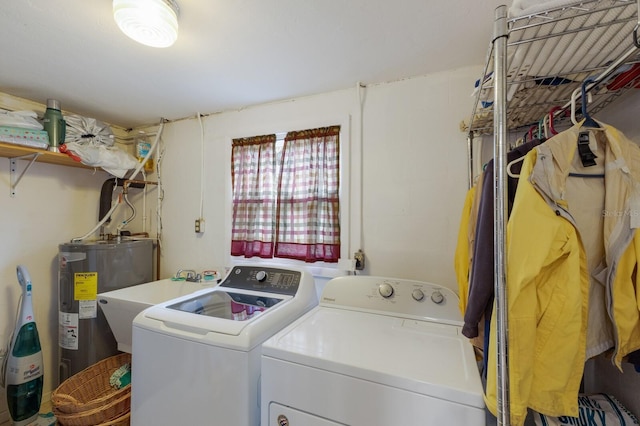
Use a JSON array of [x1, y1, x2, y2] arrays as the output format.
[[195, 219, 204, 233], [354, 249, 365, 270]]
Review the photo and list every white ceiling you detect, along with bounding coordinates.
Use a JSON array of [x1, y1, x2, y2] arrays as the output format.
[[0, 1, 505, 128]]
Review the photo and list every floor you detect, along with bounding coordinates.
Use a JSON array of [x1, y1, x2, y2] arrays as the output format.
[[0, 398, 54, 426]]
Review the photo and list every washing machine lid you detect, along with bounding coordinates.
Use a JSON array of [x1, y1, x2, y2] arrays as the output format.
[[166, 289, 283, 320], [262, 307, 485, 409], [141, 287, 291, 337]]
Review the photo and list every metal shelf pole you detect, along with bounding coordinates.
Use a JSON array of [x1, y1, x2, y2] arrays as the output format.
[[493, 5, 510, 426]]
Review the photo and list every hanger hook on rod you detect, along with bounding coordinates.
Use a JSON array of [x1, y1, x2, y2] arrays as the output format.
[[549, 106, 562, 135], [580, 76, 600, 128]]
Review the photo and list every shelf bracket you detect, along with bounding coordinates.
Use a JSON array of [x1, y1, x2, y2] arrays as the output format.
[[9, 153, 42, 197]]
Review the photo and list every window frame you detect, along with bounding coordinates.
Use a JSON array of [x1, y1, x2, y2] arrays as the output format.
[[225, 117, 351, 277]]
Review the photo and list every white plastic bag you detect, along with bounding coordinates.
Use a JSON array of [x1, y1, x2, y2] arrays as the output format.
[[65, 115, 114, 146], [534, 394, 639, 426], [0, 110, 43, 130], [62, 141, 138, 178]]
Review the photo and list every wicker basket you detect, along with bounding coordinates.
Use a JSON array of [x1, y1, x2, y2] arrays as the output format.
[[97, 410, 130, 426], [54, 391, 130, 426], [52, 353, 131, 425]]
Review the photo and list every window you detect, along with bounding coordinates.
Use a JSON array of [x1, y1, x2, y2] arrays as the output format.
[[231, 126, 340, 263]]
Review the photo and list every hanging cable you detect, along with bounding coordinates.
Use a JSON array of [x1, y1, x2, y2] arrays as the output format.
[[356, 82, 365, 255], [156, 129, 166, 254], [116, 183, 138, 235], [141, 169, 148, 233], [197, 113, 205, 221], [71, 197, 122, 242]]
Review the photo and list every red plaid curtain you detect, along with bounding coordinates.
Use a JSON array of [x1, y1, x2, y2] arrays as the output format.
[[274, 126, 340, 263], [231, 134, 277, 258]]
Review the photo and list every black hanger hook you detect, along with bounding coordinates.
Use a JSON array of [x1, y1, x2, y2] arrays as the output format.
[[580, 77, 600, 128]]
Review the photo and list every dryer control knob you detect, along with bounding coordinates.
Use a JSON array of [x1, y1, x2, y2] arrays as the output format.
[[412, 289, 425, 301], [256, 271, 267, 282], [378, 283, 394, 298], [431, 290, 445, 304]]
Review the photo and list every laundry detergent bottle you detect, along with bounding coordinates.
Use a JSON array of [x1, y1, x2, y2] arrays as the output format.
[[1, 265, 44, 426]]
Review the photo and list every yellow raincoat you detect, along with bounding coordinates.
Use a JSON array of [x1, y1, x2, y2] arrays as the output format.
[[484, 122, 640, 425], [454, 184, 477, 315]]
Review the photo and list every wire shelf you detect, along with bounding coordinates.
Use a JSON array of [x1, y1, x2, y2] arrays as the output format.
[[465, 0, 640, 135]]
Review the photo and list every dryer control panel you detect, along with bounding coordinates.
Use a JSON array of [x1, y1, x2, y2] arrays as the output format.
[[220, 266, 302, 296], [320, 276, 462, 326]]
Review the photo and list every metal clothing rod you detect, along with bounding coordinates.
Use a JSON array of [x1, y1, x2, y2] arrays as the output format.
[[493, 5, 510, 426]]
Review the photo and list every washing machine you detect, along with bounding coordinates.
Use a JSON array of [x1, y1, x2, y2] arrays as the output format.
[[261, 275, 486, 426], [131, 265, 317, 425]]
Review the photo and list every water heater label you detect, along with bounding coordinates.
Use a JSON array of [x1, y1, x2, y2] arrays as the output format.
[[59, 312, 79, 350], [74, 272, 98, 300], [79, 300, 97, 319]]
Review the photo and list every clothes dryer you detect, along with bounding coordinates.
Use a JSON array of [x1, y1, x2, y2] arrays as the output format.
[[131, 265, 317, 425], [261, 275, 485, 426]]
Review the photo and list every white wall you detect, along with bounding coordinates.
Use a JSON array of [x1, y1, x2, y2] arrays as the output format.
[[156, 67, 475, 291], [361, 72, 471, 285]]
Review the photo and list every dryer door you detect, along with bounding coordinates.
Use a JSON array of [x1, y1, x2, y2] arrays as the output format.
[[269, 403, 345, 426]]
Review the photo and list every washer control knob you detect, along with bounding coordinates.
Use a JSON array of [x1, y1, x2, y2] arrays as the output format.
[[256, 271, 267, 282], [378, 283, 394, 298], [431, 290, 445, 304], [412, 289, 425, 301]]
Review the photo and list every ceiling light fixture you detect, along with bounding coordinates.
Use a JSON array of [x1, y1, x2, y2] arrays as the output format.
[[113, 0, 180, 48]]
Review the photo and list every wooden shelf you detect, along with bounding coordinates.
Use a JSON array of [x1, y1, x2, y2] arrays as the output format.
[[0, 141, 92, 169]]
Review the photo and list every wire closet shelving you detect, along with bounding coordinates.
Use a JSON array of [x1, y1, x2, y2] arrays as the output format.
[[465, 1, 640, 425], [467, 0, 640, 137]]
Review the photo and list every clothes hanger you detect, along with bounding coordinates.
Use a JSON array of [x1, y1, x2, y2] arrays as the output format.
[[570, 87, 592, 125], [570, 88, 579, 125], [580, 77, 601, 129], [507, 156, 525, 178], [570, 76, 605, 177], [548, 106, 562, 135], [507, 124, 543, 177]]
